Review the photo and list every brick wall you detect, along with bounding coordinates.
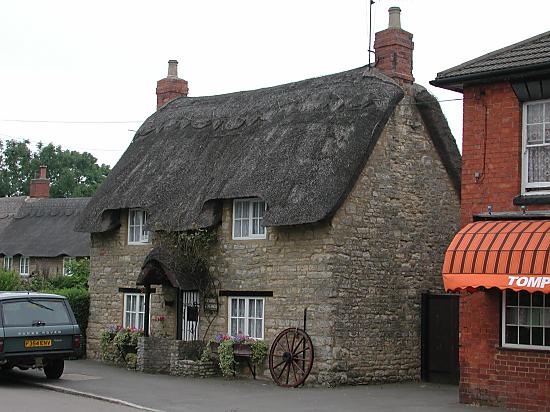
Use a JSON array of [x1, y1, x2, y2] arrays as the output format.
[[461, 83, 549, 226], [459, 290, 550, 412], [460, 81, 550, 412]]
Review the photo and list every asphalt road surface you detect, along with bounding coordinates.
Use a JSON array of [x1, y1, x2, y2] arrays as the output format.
[[0, 372, 136, 412]]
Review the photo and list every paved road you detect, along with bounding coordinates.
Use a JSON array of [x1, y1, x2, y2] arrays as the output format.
[[0, 371, 136, 412], [9, 360, 511, 412]]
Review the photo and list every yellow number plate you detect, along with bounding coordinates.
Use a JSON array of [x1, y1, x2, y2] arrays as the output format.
[[24, 339, 52, 348]]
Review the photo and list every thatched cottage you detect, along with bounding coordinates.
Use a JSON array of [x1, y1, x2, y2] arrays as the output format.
[[77, 8, 461, 385], [0, 167, 90, 278]]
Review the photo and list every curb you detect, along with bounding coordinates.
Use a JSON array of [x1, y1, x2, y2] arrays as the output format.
[[24, 380, 165, 412]]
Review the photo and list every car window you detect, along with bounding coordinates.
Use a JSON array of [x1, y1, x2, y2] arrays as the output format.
[[1, 299, 71, 326]]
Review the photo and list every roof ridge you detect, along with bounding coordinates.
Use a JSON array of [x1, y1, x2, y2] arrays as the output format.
[[435, 30, 550, 79]]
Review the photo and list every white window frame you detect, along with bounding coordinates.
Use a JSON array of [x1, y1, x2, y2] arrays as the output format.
[[521, 99, 550, 195], [3, 256, 13, 271], [128, 209, 150, 245], [123, 293, 147, 331], [228, 297, 265, 339], [232, 199, 267, 240], [63, 257, 75, 276], [502, 290, 550, 351], [19, 256, 30, 277]]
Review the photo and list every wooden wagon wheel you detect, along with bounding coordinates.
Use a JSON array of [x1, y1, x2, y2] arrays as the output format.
[[269, 327, 314, 387]]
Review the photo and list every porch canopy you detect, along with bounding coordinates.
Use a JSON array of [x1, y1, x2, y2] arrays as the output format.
[[137, 246, 194, 289], [442, 220, 550, 293]]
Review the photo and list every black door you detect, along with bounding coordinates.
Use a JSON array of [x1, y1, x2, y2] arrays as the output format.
[[421, 293, 459, 384]]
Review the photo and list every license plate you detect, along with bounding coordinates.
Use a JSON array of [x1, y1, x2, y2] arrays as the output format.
[[24, 339, 52, 348]]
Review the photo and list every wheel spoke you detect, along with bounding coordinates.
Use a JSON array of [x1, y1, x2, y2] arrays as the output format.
[[285, 360, 291, 385], [291, 337, 305, 354], [273, 359, 286, 370], [291, 359, 298, 384], [293, 347, 309, 357], [277, 361, 289, 381], [292, 359, 305, 375]]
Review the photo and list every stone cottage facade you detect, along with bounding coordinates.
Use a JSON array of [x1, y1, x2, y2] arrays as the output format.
[[433, 31, 550, 412], [0, 166, 90, 278], [78, 8, 461, 385]]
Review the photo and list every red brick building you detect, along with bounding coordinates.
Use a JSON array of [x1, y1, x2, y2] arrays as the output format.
[[432, 32, 550, 411]]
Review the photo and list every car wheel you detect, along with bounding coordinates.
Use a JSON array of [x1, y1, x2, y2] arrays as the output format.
[[44, 359, 64, 379]]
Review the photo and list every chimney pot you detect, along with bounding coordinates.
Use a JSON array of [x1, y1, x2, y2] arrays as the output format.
[[156, 59, 189, 110], [39, 165, 47, 179], [167, 60, 179, 79], [388, 7, 401, 29], [29, 166, 50, 198]]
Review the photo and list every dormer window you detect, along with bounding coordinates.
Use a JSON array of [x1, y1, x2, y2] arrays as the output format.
[[128, 209, 150, 244], [232, 199, 266, 240], [522, 100, 550, 194]]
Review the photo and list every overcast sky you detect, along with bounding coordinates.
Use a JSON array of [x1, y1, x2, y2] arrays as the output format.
[[1, 0, 549, 167]]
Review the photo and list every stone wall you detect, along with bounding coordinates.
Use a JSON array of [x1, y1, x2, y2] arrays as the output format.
[[86, 209, 177, 359], [1, 255, 65, 278], [328, 91, 460, 385], [136, 336, 173, 374]]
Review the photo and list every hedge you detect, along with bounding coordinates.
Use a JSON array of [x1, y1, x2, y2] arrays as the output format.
[[47, 288, 90, 345]]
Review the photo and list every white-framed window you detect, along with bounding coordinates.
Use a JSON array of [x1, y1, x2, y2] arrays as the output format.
[[19, 256, 30, 276], [123, 293, 146, 330], [502, 290, 550, 350], [232, 199, 266, 240], [63, 257, 75, 276], [3, 256, 13, 271], [522, 100, 550, 194], [228, 297, 264, 339], [128, 209, 150, 244]]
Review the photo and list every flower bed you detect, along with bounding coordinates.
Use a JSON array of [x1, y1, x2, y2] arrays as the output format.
[[100, 325, 143, 369]]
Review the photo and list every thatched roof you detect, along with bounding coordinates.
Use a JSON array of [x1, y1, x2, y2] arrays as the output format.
[[0, 197, 90, 257], [77, 66, 406, 233], [78, 66, 460, 233]]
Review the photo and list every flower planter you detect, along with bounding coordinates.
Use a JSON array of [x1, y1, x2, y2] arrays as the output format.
[[209, 342, 252, 357]]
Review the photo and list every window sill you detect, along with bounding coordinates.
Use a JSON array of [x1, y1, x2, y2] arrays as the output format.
[[513, 194, 550, 206], [128, 241, 151, 246], [498, 345, 550, 354]]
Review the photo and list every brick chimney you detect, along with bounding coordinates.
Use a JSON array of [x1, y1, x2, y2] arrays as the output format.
[[374, 7, 414, 84], [29, 165, 50, 198], [156, 60, 189, 110]]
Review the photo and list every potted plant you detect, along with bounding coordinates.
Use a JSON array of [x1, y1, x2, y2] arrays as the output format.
[[207, 334, 268, 377]]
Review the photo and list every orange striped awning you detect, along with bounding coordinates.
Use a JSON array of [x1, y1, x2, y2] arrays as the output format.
[[442, 220, 550, 293]]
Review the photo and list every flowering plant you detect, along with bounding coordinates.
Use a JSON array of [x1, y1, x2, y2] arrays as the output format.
[[100, 325, 144, 368], [206, 333, 268, 377]]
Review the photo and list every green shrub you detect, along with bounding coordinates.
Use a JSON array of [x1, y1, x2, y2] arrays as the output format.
[[99, 326, 143, 366], [48, 287, 90, 350], [0, 270, 21, 291]]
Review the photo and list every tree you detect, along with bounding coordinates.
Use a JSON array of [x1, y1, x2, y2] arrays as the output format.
[[0, 139, 110, 198]]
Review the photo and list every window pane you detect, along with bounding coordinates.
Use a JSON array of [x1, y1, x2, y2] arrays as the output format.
[[248, 300, 255, 318], [138, 313, 144, 330], [527, 103, 543, 123], [256, 300, 263, 318], [546, 328, 550, 346], [546, 294, 550, 308], [545, 124, 550, 144], [230, 319, 237, 336], [235, 201, 243, 219], [505, 325, 518, 344], [248, 319, 254, 337], [527, 146, 550, 183], [533, 292, 544, 307], [237, 318, 244, 335], [125, 312, 131, 328], [532, 308, 542, 326], [532, 327, 543, 345], [518, 308, 530, 325], [241, 202, 250, 218], [234, 220, 242, 238], [506, 307, 518, 325], [544, 308, 550, 327], [139, 295, 145, 312], [231, 299, 238, 316], [130, 295, 136, 312], [238, 299, 245, 317], [519, 326, 530, 344], [519, 291, 531, 306], [241, 219, 249, 237], [256, 319, 263, 339], [506, 290, 518, 306], [527, 124, 543, 145]]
